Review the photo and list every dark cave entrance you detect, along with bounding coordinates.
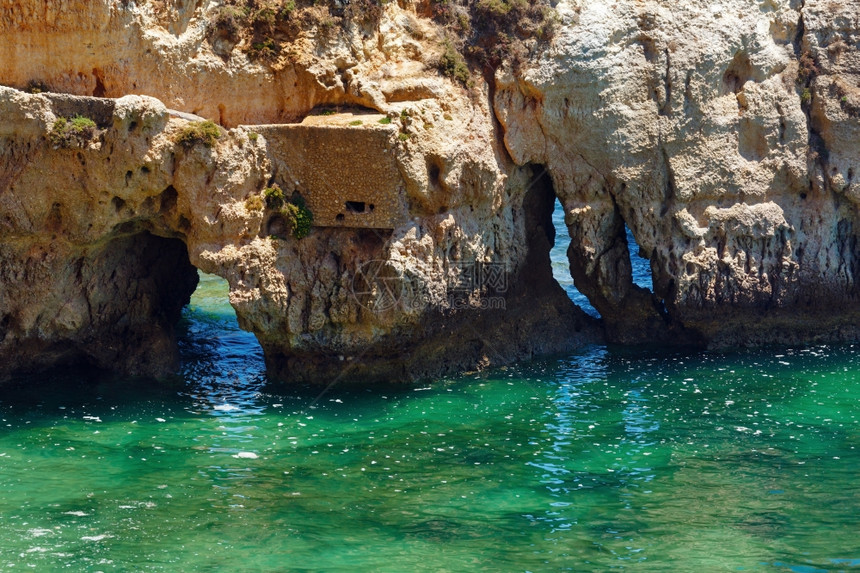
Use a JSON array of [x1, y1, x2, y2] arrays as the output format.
[[520, 168, 600, 329], [44, 231, 201, 378], [65, 228, 267, 386]]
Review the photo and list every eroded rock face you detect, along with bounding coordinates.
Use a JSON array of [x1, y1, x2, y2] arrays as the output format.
[[497, 0, 860, 346], [0, 83, 599, 383], [1, 0, 860, 384], [0, 0, 451, 126], [0, 89, 265, 379]]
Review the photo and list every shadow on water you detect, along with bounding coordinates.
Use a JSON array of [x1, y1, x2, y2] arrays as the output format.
[[0, 272, 445, 428]]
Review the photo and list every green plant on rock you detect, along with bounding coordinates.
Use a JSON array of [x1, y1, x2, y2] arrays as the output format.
[[207, 0, 388, 62], [282, 195, 314, 239], [429, 0, 555, 74], [477, 0, 526, 18], [174, 120, 222, 149], [378, 116, 392, 124], [263, 184, 286, 209], [349, 119, 363, 126], [252, 6, 276, 28], [245, 195, 265, 212], [49, 115, 97, 148], [278, 0, 296, 18], [438, 40, 470, 85], [248, 37, 278, 58], [801, 88, 812, 104], [263, 185, 313, 238]]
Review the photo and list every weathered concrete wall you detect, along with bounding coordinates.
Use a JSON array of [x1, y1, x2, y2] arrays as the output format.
[[254, 114, 408, 229]]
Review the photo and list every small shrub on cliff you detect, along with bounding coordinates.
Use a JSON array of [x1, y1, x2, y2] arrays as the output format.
[[49, 115, 97, 148], [797, 51, 818, 85], [208, 0, 385, 62], [174, 120, 222, 149], [429, 0, 556, 79], [279, 0, 296, 18], [263, 184, 286, 209], [282, 196, 314, 239], [438, 40, 471, 85], [26, 80, 50, 94], [212, 5, 246, 38], [245, 195, 265, 212], [477, 0, 526, 17], [249, 37, 278, 59], [251, 6, 277, 30], [263, 185, 313, 239]]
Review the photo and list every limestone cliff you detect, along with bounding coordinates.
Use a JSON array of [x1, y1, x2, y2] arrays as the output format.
[[497, 0, 860, 346], [1, 0, 859, 384]]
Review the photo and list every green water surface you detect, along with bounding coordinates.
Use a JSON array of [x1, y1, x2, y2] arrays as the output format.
[[1, 274, 859, 572]]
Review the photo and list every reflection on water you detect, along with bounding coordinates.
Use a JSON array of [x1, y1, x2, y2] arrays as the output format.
[[178, 272, 267, 417], [0, 275, 858, 571]]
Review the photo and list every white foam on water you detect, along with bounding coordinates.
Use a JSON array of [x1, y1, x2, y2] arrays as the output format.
[[214, 404, 239, 412], [81, 534, 112, 542]]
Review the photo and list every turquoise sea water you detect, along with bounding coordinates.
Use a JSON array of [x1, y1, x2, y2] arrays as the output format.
[[0, 204, 858, 571]]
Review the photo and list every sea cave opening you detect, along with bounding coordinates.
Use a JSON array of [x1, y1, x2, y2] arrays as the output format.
[[176, 271, 267, 403], [549, 197, 600, 318], [623, 221, 655, 293], [548, 201, 655, 310], [91, 227, 267, 397], [548, 195, 663, 343]]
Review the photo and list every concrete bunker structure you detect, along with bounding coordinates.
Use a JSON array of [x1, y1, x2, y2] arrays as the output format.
[[252, 113, 407, 230]]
